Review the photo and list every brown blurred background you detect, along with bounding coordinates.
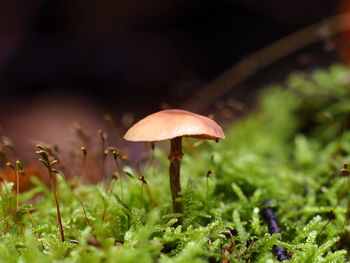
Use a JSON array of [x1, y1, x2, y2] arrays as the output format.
[[0, 0, 347, 169]]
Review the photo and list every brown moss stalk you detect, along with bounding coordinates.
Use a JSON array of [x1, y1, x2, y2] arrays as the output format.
[[36, 146, 65, 242], [50, 168, 65, 242]]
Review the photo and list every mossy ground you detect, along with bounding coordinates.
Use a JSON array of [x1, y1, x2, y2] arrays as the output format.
[[1, 65, 350, 262]]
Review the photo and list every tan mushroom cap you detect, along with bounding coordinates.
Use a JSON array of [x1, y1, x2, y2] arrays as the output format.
[[124, 109, 225, 142]]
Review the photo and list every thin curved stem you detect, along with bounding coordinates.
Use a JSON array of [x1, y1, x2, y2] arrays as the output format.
[[16, 171, 19, 212], [57, 172, 91, 226], [49, 169, 65, 242]]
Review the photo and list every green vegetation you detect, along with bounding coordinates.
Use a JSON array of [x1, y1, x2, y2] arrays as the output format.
[[2, 64, 350, 262]]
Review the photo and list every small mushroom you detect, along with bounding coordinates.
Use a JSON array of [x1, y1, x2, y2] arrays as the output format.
[[124, 109, 225, 214]]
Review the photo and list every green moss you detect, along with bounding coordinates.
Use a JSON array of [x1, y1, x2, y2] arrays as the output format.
[[2, 64, 350, 262]]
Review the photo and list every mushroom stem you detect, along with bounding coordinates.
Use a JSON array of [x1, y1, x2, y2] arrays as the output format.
[[169, 137, 183, 214]]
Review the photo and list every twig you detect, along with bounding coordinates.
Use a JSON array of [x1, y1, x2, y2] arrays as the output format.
[[182, 14, 350, 112], [262, 201, 290, 261], [220, 231, 235, 263]]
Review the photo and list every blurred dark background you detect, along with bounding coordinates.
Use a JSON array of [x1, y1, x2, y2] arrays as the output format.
[[0, 0, 347, 158]]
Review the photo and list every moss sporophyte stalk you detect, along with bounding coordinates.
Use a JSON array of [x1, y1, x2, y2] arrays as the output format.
[[0, 65, 350, 262], [35, 145, 65, 242]]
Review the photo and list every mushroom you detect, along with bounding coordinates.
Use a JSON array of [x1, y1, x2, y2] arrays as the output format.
[[123, 109, 225, 215]]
